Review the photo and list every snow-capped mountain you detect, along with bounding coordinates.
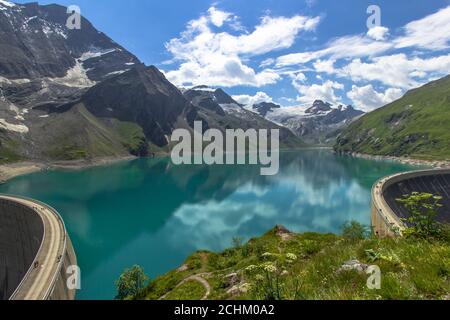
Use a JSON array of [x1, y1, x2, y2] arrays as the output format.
[[0, 3, 304, 162], [183, 86, 250, 117], [250, 100, 365, 145], [182, 86, 303, 148], [0, 1, 139, 83]]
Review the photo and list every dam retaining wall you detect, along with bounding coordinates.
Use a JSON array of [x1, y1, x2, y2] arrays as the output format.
[[0, 195, 77, 300], [371, 168, 450, 237]]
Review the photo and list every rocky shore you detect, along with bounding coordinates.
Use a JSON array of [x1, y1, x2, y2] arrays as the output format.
[[0, 156, 137, 184], [338, 151, 450, 169]]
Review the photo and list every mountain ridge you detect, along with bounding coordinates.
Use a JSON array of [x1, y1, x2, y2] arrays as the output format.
[[251, 99, 364, 145], [335, 75, 450, 160], [0, 3, 305, 163]]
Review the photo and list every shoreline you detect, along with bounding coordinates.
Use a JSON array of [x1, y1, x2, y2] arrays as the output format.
[[2, 150, 450, 184], [341, 152, 450, 168], [0, 156, 137, 184]]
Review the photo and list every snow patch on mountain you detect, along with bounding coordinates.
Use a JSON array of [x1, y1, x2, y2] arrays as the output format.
[[49, 61, 96, 87], [0, 76, 30, 85], [104, 69, 130, 77], [219, 103, 246, 115], [0, 119, 29, 133], [0, 0, 15, 10], [80, 48, 117, 61]]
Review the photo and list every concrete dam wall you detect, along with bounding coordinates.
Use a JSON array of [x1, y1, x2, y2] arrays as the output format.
[[371, 169, 450, 237], [0, 198, 44, 299], [0, 195, 77, 300]]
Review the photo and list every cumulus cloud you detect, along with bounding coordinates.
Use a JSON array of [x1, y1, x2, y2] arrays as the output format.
[[340, 53, 450, 89], [294, 80, 344, 105], [347, 85, 403, 111], [275, 5, 450, 68], [313, 59, 336, 74], [163, 4, 450, 111], [232, 91, 274, 105], [367, 26, 390, 41], [163, 6, 320, 87], [208, 7, 232, 27], [269, 5, 450, 110]]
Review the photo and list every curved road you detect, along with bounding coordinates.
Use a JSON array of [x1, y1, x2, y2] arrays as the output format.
[[0, 195, 66, 300]]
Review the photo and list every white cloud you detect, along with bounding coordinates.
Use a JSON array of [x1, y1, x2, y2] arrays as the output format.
[[276, 5, 450, 68], [208, 7, 232, 27], [340, 53, 450, 89], [367, 26, 389, 41], [395, 5, 450, 50], [232, 91, 273, 105], [164, 7, 320, 87], [163, 4, 450, 110], [259, 58, 275, 68], [165, 58, 281, 87], [276, 34, 392, 67], [347, 84, 403, 111], [292, 72, 307, 82], [294, 80, 344, 105], [313, 59, 336, 74]]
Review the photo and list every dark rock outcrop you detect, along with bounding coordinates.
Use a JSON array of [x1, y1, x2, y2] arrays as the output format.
[[82, 65, 192, 147]]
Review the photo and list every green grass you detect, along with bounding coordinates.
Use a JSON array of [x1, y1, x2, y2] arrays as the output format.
[[42, 104, 148, 160], [163, 280, 206, 300], [0, 137, 22, 164], [46, 145, 88, 160], [135, 227, 450, 300], [335, 75, 450, 161], [109, 120, 148, 156]]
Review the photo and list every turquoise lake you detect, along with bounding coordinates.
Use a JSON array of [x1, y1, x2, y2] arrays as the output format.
[[0, 150, 415, 300]]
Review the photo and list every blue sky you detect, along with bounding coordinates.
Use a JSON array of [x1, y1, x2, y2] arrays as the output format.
[[14, 0, 450, 111]]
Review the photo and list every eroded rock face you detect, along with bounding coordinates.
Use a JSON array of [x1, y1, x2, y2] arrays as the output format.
[[82, 65, 192, 147]]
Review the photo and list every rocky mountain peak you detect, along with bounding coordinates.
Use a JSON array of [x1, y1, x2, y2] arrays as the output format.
[[252, 102, 281, 117], [80, 65, 192, 147], [305, 100, 333, 114], [0, 2, 140, 83], [214, 88, 239, 105]]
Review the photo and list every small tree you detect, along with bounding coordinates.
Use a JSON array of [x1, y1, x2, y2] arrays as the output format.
[[115, 265, 149, 300], [342, 221, 369, 240], [396, 192, 443, 238], [232, 236, 244, 249]]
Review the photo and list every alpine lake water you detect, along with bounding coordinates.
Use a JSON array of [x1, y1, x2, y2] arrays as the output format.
[[0, 149, 418, 299]]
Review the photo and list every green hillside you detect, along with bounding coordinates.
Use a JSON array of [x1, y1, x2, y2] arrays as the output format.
[[335, 75, 450, 161], [0, 104, 149, 163], [130, 226, 449, 300], [41, 104, 149, 160]]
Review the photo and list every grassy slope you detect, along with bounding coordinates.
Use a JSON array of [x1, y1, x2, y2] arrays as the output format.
[[0, 104, 148, 161], [136, 227, 450, 300], [0, 133, 22, 164], [163, 280, 207, 300], [335, 75, 450, 160]]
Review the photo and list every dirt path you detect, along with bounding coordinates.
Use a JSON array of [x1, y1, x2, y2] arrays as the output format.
[[159, 274, 211, 300]]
